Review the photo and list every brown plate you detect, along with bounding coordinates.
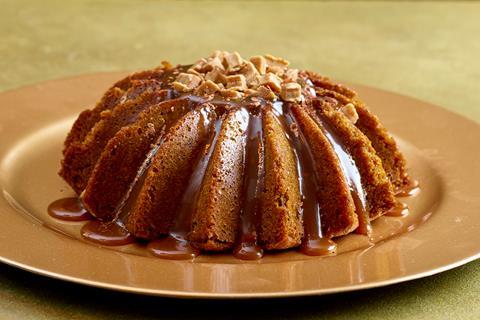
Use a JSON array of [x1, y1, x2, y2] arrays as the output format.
[[0, 72, 479, 298]]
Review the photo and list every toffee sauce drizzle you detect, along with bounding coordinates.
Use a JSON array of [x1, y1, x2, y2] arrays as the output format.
[[396, 179, 420, 197], [79, 97, 209, 247], [80, 220, 135, 246], [271, 102, 337, 256], [385, 201, 409, 217], [233, 108, 264, 260], [48, 197, 92, 221], [148, 106, 222, 260], [311, 105, 371, 236]]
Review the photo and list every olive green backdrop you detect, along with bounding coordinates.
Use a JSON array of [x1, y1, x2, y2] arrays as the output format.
[[1, 0, 479, 319]]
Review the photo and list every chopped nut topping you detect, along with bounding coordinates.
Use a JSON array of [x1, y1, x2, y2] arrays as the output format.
[[284, 68, 299, 82], [172, 81, 190, 92], [226, 74, 247, 91], [257, 86, 276, 100], [205, 68, 226, 84], [340, 103, 359, 124], [172, 72, 202, 92], [187, 68, 202, 77], [265, 54, 290, 68], [220, 88, 244, 100], [240, 61, 260, 85], [171, 51, 305, 101], [225, 51, 244, 71], [205, 56, 225, 72], [194, 80, 220, 96], [191, 58, 208, 72], [250, 56, 267, 74], [260, 72, 282, 92], [267, 65, 286, 77], [280, 82, 302, 102], [161, 61, 173, 70], [244, 88, 258, 96]]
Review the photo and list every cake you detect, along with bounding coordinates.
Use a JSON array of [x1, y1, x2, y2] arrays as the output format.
[[58, 51, 413, 259]]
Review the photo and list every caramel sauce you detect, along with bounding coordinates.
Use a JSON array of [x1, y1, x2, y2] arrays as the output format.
[[81, 220, 135, 246], [312, 106, 371, 236], [352, 192, 373, 236], [147, 234, 200, 260], [234, 110, 264, 260], [300, 238, 337, 256], [233, 241, 264, 260], [48, 197, 92, 221], [396, 179, 420, 197], [275, 103, 329, 250], [385, 201, 409, 217]]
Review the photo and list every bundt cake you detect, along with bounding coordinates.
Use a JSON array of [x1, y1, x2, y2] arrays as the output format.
[[56, 51, 415, 260]]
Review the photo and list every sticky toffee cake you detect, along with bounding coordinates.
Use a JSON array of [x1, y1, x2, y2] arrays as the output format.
[[49, 51, 418, 260]]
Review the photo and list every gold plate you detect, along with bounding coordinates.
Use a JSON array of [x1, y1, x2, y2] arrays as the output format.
[[0, 72, 479, 298]]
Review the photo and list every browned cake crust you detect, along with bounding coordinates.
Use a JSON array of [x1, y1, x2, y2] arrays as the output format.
[[81, 99, 192, 220], [63, 87, 124, 153], [189, 108, 249, 251], [311, 100, 396, 220], [291, 104, 359, 238], [63, 68, 167, 152], [353, 102, 411, 191], [60, 89, 171, 193], [126, 105, 216, 239], [311, 83, 410, 192], [112, 68, 166, 90], [306, 71, 357, 99], [257, 107, 303, 249]]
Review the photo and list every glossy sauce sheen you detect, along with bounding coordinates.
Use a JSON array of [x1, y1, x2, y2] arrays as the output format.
[[81, 220, 135, 246], [272, 103, 336, 255], [385, 201, 409, 217], [49, 69, 419, 260], [48, 197, 92, 221], [234, 110, 264, 260], [396, 180, 420, 197], [147, 110, 221, 259], [148, 234, 200, 260]]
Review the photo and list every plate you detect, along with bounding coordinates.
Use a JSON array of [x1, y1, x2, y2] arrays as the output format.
[[0, 72, 479, 298]]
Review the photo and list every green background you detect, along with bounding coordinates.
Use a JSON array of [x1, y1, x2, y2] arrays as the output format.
[[1, 0, 479, 318]]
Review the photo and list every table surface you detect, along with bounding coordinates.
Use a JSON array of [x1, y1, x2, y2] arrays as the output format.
[[1, 0, 479, 319]]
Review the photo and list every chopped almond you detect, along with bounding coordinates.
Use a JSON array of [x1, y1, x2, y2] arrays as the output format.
[[205, 56, 225, 72], [220, 88, 244, 100], [187, 68, 202, 77], [225, 52, 244, 71], [195, 80, 221, 96], [280, 82, 302, 102], [161, 61, 173, 70], [240, 61, 260, 86], [173, 72, 202, 92], [265, 54, 290, 68], [267, 65, 286, 77], [284, 68, 299, 82], [191, 58, 208, 72], [226, 74, 247, 91], [259, 72, 282, 92], [340, 103, 359, 124], [250, 56, 267, 74], [257, 85, 276, 100]]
